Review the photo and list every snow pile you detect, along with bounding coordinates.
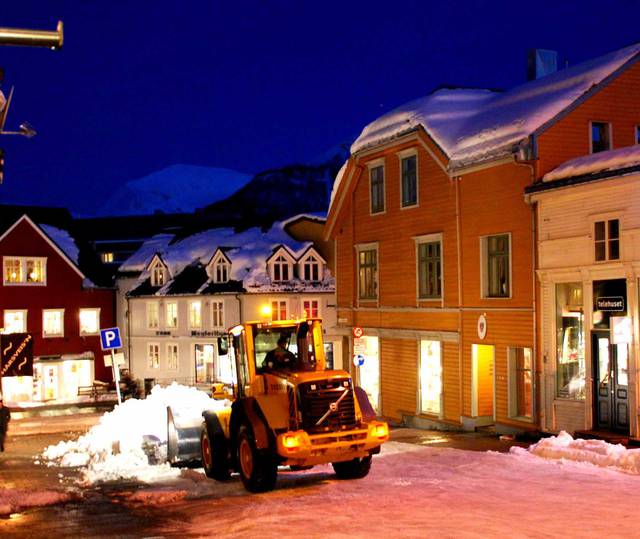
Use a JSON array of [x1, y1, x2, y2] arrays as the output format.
[[513, 430, 640, 473], [0, 488, 72, 516], [543, 144, 640, 182], [42, 383, 230, 485]]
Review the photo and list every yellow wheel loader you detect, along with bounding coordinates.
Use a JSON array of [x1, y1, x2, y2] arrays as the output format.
[[168, 318, 388, 493]]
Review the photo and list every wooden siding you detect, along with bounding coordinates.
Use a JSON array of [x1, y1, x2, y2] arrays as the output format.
[[353, 310, 458, 332], [442, 341, 461, 422], [380, 338, 418, 420]]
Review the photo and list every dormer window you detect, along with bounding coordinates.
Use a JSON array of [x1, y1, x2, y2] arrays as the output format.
[[302, 255, 320, 281], [214, 259, 230, 283], [273, 254, 290, 282], [151, 264, 166, 287]]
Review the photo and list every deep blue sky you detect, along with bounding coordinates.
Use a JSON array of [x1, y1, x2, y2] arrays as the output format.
[[0, 0, 638, 213]]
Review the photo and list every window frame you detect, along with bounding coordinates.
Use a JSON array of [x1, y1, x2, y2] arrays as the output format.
[[147, 342, 160, 369], [480, 233, 512, 299], [211, 300, 224, 328], [189, 300, 202, 329], [3, 256, 47, 286], [42, 308, 64, 338], [165, 301, 178, 329], [146, 301, 160, 330], [414, 233, 443, 300], [356, 243, 379, 301], [167, 343, 179, 370], [150, 261, 167, 287], [3, 309, 27, 333], [269, 249, 295, 283], [270, 299, 289, 321], [299, 252, 321, 282], [593, 217, 620, 262], [589, 120, 612, 154], [79, 308, 101, 336], [398, 149, 419, 209], [368, 159, 386, 215], [302, 298, 320, 318]]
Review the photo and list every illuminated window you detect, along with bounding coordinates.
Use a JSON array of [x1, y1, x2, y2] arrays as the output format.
[[212, 301, 224, 328], [556, 283, 585, 400], [302, 255, 320, 282], [302, 299, 319, 318], [594, 219, 619, 261], [3, 257, 46, 285], [590, 121, 611, 153], [272, 255, 290, 282], [358, 247, 378, 300], [167, 343, 179, 370], [79, 308, 100, 335], [271, 300, 288, 321], [189, 301, 202, 328], [101, 252, 114, 263], [150, 261, 167, 287], [166, 302, 178, 328], [420, 340, 442, 415], [147, 343, 160, 369], [401, 154, 418, 208], [43, 309, 64, 337], [370, 165, 385, 214], [3, 310, 27, 333], [147, 302, 160, 329]]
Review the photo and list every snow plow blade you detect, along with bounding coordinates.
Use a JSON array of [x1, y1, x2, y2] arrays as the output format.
[[167, 405, 202, 465]]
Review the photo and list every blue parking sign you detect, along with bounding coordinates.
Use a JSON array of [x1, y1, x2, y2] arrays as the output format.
[[100, 327, 122, 350]]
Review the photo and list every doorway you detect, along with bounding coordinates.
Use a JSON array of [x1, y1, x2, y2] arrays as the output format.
[[354, 335, 380, 414], [472, 344, 495, 421], [592, 331, 629, 433]]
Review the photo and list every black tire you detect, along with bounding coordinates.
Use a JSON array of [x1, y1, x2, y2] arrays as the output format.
[[332, 456, 372, 479], [236, 424, 277, 492], [201, 429, 231, 481]]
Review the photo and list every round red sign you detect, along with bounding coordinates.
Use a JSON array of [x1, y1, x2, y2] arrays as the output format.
[[352, 326, 364, 338]]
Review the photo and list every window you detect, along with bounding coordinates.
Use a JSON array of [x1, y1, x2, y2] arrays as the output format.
[[150, 263, 166, 287], [401, 154, 418, 207], [189, 301, 202, 328], [272, 254, 290, 282], [195, 344, 214, 383], [420, 340, 442, 415], [3, 310, 27, 333], [43, 309, 64, 337], [101, 252, 114, 263], [358, 248, 378, 300], [214, 258, 230, 283], [3, 257, 46, 285], [483, 234, 510, 298], [636, 126, 640, 144], [79, 308, 100, 335], [167, 343, 179, 370], [303, 299, 320, 318], [212, 301, 224, 328], [166, 302, 178, 329], [271, 300, 288, 321], [594, 219, 620, 261], [417, 239, 442, 299], [147, 302, 160, 329], [302, 255, 321, 282], [556, 282, 585, 399], [590, 121, 611, 153], [147, 343, 160, 369], [370, 165, 385, 214], [508, 347, 533, 419]]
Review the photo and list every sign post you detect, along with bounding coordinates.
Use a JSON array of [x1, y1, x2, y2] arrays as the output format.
[[100, 327, 123, 404]]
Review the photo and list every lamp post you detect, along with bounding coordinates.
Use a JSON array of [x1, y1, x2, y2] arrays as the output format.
[[0, 21, 63, 50]]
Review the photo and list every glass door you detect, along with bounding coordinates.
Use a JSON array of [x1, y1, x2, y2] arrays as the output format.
[[592, 331, 629, 432]]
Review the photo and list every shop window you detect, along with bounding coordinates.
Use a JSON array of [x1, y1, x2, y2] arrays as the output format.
[[482, 234, 510, 298], [370, 164, 385, 214], [166, 302, 178, 328], [43, 309, 64, 337], [303, 299, 320, 318], [3, 256, 46, 285], [271, 300, 288, 321], [401, 154, 418, 207], [212, 301, 224, 328], [147, 343, 160, 369], [417, 237, 442, 299], [3, 309, 27, 333], [556, 283, 585, 399], [358, 247, 378, 300], [590, 121, 611, 153], [508, 347, 533, 419], [420, 340, 442, 415], [147, 302, 160, 329], [167, 343, 179, 370], [79, 308, 100, 335], [189, 301, 202, 329], [594, 219, 620, 261]]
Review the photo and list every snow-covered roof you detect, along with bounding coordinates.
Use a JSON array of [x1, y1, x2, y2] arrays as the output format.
[[352, 43, 640, 170], [40, 224, 80, 265], [543, 144, 640, 182], [119, 234, 174, 273]]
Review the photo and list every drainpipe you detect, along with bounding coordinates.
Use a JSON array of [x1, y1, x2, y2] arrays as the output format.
[[235, 293, 243, 325], [455, 174, 464, 423], [126, 295, 132, 372]]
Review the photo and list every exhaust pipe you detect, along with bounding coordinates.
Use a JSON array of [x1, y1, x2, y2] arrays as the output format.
[[0, 21, 63, 50]]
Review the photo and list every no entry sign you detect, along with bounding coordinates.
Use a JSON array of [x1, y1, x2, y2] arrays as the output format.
[[352, 326, 364, 338]]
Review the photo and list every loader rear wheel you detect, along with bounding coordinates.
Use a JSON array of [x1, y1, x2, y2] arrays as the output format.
[[201, 430, 230, 481], [237, 424, 277, 492], [332, 456, 372, 479]]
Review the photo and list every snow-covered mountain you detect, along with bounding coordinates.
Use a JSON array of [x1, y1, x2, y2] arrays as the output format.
[[94, 165, 252, 216]]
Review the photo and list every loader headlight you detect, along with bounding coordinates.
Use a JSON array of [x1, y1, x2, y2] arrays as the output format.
[[369, 421, 389, 441], [283, 433, 302, 450]]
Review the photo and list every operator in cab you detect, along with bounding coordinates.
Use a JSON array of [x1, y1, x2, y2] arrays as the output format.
[[263, 336, 296, 371]]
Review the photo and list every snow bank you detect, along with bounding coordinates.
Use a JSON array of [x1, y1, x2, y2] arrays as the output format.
[[0, 488, 72, 516], [543, 144, 640, 182], [42, 383, 230, 485], [512, 430, 640, 473]]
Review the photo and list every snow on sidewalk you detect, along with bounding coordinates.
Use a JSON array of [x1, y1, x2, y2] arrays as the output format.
[[0, 488, 73, 517]]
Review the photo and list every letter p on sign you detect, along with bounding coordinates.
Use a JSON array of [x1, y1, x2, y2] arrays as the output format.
[[100, 327, 122, 351]]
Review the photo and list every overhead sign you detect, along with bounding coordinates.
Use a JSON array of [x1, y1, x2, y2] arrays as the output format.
[[353, 326, 364, 339], [100, 327, 122, 351], [596, 296, 625, 312], [1, 333, 34, 377]]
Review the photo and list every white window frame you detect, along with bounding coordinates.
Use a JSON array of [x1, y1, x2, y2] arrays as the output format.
[[79, 308, 101, 336], [302, 298, 321, 318], [147, 342, 160, 369], [165, 301, 178, 329], [211, 300, 224, 328], [368, 158, 386, 215], [298, 249, 323, 282], [210, 251, 231, 284], [3, 309, 27, 333], [480, 233, 512, 299], [270, 299, 289, 321], [398, 148, 419, 209], [146, 301, 160, 329], [167, 343, 179, 370], [507, 346, 534, 421], [3, 256, 47, 286], [591, 214, 621, 262], [42, 308, 64, 338], [414, 233, 443, 301], [189, 300, 202, 329], [272, 254, 292, 282], [355, 242, 379, 302], [589, 120, 612, 154], [150, 261, 167, 287]]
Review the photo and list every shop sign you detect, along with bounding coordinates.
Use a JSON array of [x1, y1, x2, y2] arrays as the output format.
[[0, 333, 34, 377], [611, 316, 632, 344], [104, 352, 126, 367], [596, 296, 625, 312]]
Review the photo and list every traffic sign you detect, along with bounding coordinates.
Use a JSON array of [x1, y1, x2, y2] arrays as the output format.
[[352, 326, 364, 338], [100, 327, 122, 351], [353, 354, 365, 367]]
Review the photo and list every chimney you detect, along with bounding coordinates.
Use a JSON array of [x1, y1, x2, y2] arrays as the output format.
[[527, 49, 558, 80]]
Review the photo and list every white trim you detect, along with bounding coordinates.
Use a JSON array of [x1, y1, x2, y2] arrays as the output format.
[[0, 215, 85, 280], [368, 161, 386, 216], [590, 214, 622, 263], [267, 246, 296, 282], [398, 150, 419, 209], [507, 346, 535, 421], [355, 243, 379, 304], [269, 298, 290, 321], [589, 120, 613, 154], [3, 256, 47, 286], [3, 309, 27, 333], [42, 308, 64, 338], [414, 233, 443, 302], [479, 232, 513, 299], [211, 299, 225, 329], [166, 342, 179, 371], [301, 297, 321, 318], [165, 301, 178, 329], [208, 249, 232, 283], [298, 246, 324, 282], [147, 342, 160, 369], [188, 300, 203, 329], [146, 300, 160, 330], [79, 307, 101, 336]]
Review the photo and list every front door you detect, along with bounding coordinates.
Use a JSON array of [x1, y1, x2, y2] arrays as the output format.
[[592, 331, 629, 433], [472, 344, 495, 422]]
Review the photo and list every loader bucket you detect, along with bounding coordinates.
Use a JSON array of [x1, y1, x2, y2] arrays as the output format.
[[167, 405, 203, 465]]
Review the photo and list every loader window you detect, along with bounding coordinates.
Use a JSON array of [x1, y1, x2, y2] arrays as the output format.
[[254, 323, 316, 372]]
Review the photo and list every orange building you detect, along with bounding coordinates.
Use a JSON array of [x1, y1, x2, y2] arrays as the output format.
[[326, 44, 640, 435]]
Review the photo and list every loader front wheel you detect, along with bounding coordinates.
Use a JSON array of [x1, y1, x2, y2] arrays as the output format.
[[201, 430, 230, 481], [237, 424, 277, 492], [332, 456, 372, 479]]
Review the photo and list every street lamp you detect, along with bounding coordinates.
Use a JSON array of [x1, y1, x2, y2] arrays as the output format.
[[0, 21, 63, 50]]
